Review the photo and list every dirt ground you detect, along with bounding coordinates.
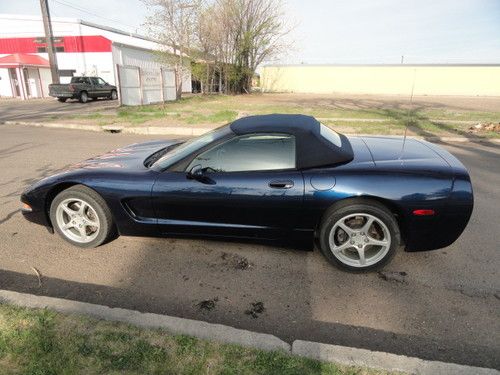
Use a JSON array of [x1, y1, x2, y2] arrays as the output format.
[[232, 92, 500, 112]]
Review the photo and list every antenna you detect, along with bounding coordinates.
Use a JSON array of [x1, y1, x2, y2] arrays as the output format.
[[400, 68, 416, 159]]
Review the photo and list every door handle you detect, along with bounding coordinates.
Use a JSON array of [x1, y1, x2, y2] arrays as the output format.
[[269, 180, 294, 189]]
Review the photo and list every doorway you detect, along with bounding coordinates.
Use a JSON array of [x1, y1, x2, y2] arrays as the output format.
[[8, 68, 20, 97]]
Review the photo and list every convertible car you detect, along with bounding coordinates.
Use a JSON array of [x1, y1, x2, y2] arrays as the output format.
[[21, 114, 473, 271]]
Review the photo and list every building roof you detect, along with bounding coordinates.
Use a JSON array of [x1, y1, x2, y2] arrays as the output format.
[[230, 114, 354, 169], [0, 53, 49, 68], [0, 14, 173, 54]]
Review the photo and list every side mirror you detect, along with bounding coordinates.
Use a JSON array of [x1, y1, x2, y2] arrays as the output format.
[[186, 164, 203, 179]]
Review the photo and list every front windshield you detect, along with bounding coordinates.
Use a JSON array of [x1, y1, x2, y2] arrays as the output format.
[[152, 124, 232, 170]]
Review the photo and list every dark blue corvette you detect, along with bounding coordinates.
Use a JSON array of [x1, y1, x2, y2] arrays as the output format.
[[21, 114, 473, 271]]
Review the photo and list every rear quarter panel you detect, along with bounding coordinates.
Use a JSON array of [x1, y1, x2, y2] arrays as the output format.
[[301, 157, 472, 251]]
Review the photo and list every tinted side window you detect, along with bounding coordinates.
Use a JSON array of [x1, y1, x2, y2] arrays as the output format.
[[71, 77, 89, 84], [188, 134, 296, 172], [97, 78, 106, 85]]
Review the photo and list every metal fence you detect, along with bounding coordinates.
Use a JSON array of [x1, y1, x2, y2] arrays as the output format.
[[116, 64, 176, 106]]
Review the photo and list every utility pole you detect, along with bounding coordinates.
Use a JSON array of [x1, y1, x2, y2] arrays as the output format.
[[40, 0, 60, 83]]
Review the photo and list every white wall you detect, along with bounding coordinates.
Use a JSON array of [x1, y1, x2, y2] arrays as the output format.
[[39, 68, 51, 97], [0, 68, 13, 97], [55, 52, 115, 84], [26, 67, 41, 97]]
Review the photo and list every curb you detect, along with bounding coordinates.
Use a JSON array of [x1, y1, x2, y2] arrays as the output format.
[[0, 289, 289, 353], [0, 290, 498, 374], [292, 340, 499, 375], [4, 120, 499, 144]]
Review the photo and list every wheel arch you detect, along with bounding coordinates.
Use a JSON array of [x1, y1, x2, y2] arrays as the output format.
[[44, 182, 92, 227], [317, 195, 407, 246]]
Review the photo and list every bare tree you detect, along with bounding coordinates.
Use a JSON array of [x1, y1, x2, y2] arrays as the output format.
[[217, 0, 291, 93], [145, 0, 291, 96], [144, 0, 200, 99]]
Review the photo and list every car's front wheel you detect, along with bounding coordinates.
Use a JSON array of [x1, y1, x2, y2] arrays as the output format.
[[109, 90, 118, 100], [49, 185, 115, 248], [318, 200, 400, 271]]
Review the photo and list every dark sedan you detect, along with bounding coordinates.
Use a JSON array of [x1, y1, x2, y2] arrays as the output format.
[[21, 114, 473, 271]]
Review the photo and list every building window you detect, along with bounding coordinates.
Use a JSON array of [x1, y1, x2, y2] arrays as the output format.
[[36, 46, 65, 53]]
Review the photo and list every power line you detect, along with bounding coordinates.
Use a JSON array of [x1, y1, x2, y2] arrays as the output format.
[[50, 0, 139, 32]]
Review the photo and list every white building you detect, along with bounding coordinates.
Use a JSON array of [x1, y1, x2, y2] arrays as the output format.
[[0, 14, 191, 101]]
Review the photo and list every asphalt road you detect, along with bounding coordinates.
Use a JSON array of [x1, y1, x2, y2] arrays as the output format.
[[0, 98, 118, 122], [0, 124, 498, 369]]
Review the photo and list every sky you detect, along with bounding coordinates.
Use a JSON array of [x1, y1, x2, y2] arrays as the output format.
[[1, 0, 499, 64]]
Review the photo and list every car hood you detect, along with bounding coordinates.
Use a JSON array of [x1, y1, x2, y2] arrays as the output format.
[[66, 139, 181, 171]]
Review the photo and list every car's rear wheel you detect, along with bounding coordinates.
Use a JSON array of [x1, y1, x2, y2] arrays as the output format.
[[109, 90, 118, 100], [49, 185, 115, 248], [57, 97, 67, 102], [79, 91, 88, 103], [319, 201, 400, 271]]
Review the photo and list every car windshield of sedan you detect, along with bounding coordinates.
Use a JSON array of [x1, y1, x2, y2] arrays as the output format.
[[151, 125, 232, 170]]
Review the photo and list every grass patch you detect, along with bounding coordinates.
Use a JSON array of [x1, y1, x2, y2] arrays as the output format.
[[52, 94, 499, 137], [0, 303, 397, 375], [185, 110, 238, 124]]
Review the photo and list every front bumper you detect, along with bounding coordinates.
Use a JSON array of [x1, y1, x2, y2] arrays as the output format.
[[20, 195, 51, 227]]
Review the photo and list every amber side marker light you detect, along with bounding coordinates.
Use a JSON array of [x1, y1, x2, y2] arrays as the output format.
[[413, 209, 435, 216], [21, 203, 32, 212]]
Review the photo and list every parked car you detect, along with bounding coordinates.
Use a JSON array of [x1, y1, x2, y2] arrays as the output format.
[[20, 114, 473, 271], [49, 76, 118, 103]]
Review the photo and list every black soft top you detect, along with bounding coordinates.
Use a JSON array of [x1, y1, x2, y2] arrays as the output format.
[[230, 114, 353, 169]]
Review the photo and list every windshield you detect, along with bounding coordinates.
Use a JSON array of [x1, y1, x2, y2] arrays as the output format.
[[152, 124, 232, 170]]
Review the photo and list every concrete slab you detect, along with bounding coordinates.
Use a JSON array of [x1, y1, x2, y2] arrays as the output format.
[[292, 340, 499, 375]]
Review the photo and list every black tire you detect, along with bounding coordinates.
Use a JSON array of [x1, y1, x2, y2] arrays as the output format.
[[79, 91, 89, 103], [57, 97, 68, 102], [109, 90, 118, 100], [318, 199, 400, 272], [49, 185, 116, 248]]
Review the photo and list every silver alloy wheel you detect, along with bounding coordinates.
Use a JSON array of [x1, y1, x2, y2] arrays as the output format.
[[81, 92, 88, 102], [55, 198, 100, 243], [111, 90, 117, 100], [328, 213, 391, 268]]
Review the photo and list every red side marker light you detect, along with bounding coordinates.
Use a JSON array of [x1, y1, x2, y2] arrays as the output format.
[[413, 209, 435, 216], [21, 203, 32, 212]]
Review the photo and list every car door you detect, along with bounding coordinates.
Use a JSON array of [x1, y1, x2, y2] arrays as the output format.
[[151, 134, 304, 239], [88, 77, 102, 97], [96, 77, 111, 96]]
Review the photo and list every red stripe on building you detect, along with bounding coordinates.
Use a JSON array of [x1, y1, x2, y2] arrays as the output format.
[[0, 36, 112, 53]]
